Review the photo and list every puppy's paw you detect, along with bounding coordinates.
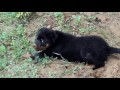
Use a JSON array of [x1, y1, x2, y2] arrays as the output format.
[[92, 67, 97, 70]]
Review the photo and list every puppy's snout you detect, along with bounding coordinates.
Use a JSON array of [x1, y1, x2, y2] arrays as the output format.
[[35, 40, 39, 45], [41, 43, 46, 47], [32, 44, 40, 51]]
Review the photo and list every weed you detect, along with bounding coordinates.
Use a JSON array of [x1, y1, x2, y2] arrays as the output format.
[[79, 26, 95, 33], [15, 12, 32, 19], [87, 16, 96, 20], [0, 12, 16, 24], [0, 12, 33, 25], [48, 71, 57, 78], [0, 32, 8, 40], [72, 15, 81, 25], [53, 12, 64, 29], [40, 56, 52, 65], [54, 12, 63, 18], [0, 24, 31, 71], [0, 45, 6, 55], [0, 60, 38, 78]]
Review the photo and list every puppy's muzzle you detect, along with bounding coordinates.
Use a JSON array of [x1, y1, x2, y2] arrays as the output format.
[[33, 44, 49, 51]]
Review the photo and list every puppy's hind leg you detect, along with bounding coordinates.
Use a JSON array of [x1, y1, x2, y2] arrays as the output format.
[[92, 61, 105, 70]]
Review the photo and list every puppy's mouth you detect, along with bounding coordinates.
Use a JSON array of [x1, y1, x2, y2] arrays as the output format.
[[33, 44, 49, 51]]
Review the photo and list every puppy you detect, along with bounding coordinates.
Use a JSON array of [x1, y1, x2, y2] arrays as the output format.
[[31, 27, 120, 70]]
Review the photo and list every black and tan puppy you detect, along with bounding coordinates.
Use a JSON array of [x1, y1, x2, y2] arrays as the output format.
[[31, 27, 120, 70]]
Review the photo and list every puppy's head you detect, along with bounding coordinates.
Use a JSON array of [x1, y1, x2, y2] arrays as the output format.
[[34, 27, 58, 51]]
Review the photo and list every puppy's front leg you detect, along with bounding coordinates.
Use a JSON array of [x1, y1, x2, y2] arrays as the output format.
[[30, 51, 44, 64]]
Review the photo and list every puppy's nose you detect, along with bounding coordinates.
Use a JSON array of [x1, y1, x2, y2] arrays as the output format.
[[35, 40, 39, 45], [41, 43, 46, 47]]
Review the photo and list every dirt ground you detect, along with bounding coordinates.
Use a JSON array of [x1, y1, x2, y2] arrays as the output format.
[[25, 12, 120, 78]]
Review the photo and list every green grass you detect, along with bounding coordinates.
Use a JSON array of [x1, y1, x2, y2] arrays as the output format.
[[0, 24, 29, 69], [0, 12, 54, 77], [0, 12, 32, 25], [79, 26, 95, 33], [52, 12, 96, 34], [53, 12, 64, 29], [0, 12, 35, 77], [0, 12, 16, 24], [72, 15, 82, 25]]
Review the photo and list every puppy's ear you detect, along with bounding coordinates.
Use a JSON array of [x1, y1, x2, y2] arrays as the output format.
[[49, 31, 58, 44]]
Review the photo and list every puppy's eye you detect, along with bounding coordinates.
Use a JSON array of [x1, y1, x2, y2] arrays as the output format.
[[41, 39, 44, 43]]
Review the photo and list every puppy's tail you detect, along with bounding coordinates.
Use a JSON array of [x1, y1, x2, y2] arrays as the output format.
[[109, 47, 120, 54]]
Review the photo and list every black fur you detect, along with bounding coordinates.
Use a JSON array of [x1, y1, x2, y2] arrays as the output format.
[[32, 27, 120, 70]]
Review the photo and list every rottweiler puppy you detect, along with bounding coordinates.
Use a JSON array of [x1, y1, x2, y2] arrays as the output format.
[[31, 27, 120, 70]]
